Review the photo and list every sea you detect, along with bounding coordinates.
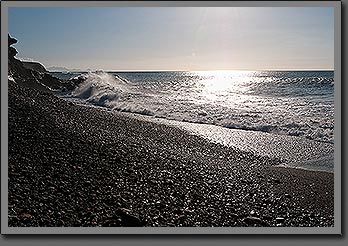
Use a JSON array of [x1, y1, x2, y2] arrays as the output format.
[[51, 70, 335, 172]]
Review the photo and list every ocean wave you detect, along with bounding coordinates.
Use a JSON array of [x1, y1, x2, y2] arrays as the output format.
[[68, 72, 130, 108], [59, 71, 334, 144]]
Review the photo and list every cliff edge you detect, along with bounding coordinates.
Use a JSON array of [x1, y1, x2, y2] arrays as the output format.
[[8, 34, 75, 92]]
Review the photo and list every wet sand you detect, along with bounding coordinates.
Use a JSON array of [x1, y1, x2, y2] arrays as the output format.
[[8, 81, 334, 227]]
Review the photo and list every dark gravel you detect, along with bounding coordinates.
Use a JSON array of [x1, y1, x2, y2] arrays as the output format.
[[8, 81, 334, 227]]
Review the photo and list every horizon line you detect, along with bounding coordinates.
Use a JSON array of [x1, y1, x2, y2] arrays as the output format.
[[48, 68, 335, 73]]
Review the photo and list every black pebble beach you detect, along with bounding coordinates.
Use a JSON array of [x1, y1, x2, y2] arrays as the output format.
[[8, 81, 334, 227]]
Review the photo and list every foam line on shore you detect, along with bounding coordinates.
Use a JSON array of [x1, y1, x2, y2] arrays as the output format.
[[123, 113, 334, 172]]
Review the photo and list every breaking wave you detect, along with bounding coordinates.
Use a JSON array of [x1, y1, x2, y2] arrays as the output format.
[[69, 72, 129, 108]]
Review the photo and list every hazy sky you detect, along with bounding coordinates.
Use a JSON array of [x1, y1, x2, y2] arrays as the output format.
[[8, 7, 334, 71]]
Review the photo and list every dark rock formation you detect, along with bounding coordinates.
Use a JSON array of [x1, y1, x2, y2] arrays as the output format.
[[68, 74, 87, 85], [8, 35, 18, 58], [22, 61, 47, 73], [8, 34, 75, 92], [8, 34, 17, 46]]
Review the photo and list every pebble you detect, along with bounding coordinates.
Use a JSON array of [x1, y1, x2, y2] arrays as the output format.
[[243, 216, 263, 225], [276, 217, 285, 223], [284, 193, 292, 198]]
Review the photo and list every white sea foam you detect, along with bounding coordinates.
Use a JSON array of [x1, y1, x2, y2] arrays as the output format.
[[70, 72, 129, 108]]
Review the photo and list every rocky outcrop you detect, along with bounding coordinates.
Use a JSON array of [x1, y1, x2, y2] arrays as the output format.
[[8, 34, 75, 92], [22, 61, 47, 73], [8, 35, 18, 58]]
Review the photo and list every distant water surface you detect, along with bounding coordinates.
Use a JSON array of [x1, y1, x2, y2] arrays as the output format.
[[53, 70, 334, 145]]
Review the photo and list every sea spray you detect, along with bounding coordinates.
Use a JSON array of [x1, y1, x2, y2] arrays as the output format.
[[67, 71, 156, 115], [70, 72, 127, 108]]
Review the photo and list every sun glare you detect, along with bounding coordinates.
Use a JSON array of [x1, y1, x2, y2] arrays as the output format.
[[192, 70, 255, 103]]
